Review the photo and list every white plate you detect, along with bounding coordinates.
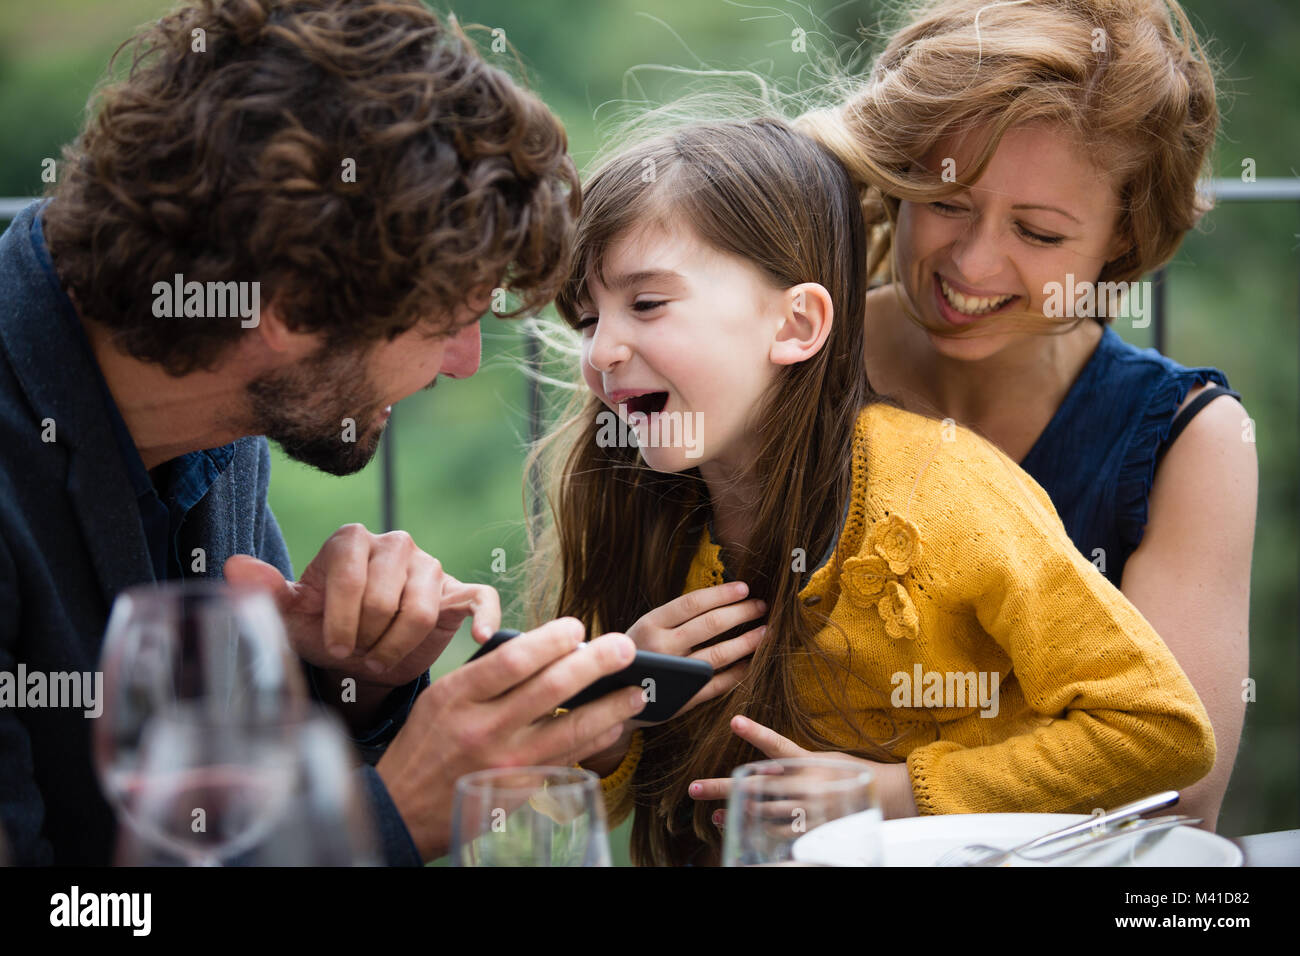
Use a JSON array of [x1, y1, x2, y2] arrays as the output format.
[[793, 812, 1243, 867]]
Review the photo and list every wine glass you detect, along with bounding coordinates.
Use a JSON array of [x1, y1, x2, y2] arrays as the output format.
[[115, 706, 380, 866], [93, 580, 307, 827], [234, 707, 381, 866], [722, 757, 882, 866], [450, 767, 611, 866], [121, 706, 298, 866]]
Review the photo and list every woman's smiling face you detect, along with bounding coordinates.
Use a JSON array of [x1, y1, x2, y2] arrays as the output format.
[[576, 222, 788, 476], [894, 122, 1128, 361]]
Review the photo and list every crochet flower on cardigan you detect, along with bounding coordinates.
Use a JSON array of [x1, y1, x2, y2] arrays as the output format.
[[840, 553, 891, 603], [878, 580, 919, 640], [842, 514, 923, 640], [873, 513, 923, 574]]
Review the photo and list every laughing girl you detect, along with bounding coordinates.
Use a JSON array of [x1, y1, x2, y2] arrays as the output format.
[[531, 117, 1214, 866]]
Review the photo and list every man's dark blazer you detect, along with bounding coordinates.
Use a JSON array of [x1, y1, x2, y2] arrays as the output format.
[[0, 201, 422, 865]]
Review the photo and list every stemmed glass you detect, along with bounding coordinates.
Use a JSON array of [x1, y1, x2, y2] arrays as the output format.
[[722, 757, 882, 866], [93, 581, 308, 860], [121, 707, 298, 866], [115, 706, 380, 866], [235, 707, 381, 866], [450, 767, 611, 866]]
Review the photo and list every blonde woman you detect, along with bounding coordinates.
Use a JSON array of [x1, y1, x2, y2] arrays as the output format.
[[796, 0, 1254, 830]]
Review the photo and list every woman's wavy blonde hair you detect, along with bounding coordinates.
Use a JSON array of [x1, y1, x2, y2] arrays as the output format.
[[797, 0, 1219, 318]]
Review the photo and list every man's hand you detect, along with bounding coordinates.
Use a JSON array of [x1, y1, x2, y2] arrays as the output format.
[[375, 618, 647, 861], [225, 524, 500, 690]]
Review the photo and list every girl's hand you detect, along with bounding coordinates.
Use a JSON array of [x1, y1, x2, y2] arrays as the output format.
[[626, 582, 767, 723], [687, 715, 918, 826]]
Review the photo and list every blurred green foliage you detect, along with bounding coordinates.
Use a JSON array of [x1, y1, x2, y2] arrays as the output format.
[[1, 0, 1295, 863]]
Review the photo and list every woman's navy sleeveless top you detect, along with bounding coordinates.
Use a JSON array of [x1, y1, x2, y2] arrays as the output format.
[[1019, 325, 1235, 587]]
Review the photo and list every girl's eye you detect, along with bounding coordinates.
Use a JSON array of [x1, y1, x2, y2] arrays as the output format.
[[633, 300, 667, 312], [1016, 224, 1065, 246], [574, 315, 597, 331]]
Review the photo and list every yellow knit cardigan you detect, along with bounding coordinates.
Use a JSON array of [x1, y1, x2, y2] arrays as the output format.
[[600, 402, 1215, 826]]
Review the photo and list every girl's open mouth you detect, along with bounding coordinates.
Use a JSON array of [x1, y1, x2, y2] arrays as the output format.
[[624, 392, 669, 416]]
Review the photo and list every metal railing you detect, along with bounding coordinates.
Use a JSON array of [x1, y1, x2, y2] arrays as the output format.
[[4, 176, 1298, 530], [1149, 178, 1300, 355]]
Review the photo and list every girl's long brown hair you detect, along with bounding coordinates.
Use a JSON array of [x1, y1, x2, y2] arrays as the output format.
[[530, 118, 895, 866]]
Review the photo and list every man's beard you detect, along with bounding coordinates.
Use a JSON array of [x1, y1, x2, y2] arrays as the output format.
[[245, 341, 388, 477]]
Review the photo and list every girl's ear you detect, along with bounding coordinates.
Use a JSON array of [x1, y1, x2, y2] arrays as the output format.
[[770, 283, 833, 367]]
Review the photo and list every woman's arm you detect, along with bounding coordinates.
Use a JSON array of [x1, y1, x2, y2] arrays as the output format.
[[1119, 387, 1257, 831]]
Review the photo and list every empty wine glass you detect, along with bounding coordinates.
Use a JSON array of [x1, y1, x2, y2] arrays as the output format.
[[122, 706, 298, 866], [722, 757, 882, 866], [93, 580, 307, 830], [235, 708, 381, 866], [115, 706, 380, 866], [450, 767, 611, 866]]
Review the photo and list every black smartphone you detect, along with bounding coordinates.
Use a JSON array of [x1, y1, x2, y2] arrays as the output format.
[[466, 629, 713, 724]]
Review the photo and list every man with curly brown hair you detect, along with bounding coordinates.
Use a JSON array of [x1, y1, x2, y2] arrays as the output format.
[[0, 0, 645, 866]]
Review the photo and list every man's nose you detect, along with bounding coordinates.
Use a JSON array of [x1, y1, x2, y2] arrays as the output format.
[[441, 320, 481, 379]]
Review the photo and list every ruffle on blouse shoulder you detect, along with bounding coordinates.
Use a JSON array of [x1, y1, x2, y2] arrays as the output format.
[[1115, 367, 1231, 555]]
